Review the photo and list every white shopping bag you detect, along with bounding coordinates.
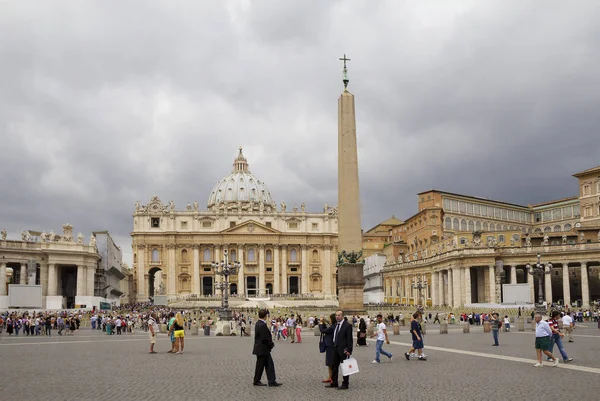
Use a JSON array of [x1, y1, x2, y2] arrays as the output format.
[[340, 357, 359, 376]]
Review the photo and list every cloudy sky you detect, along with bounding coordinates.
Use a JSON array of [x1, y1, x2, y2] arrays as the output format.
[[1, 1, 600, 264]]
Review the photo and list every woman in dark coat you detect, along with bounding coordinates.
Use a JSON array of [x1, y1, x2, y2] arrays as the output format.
[[319, 313, 336, 383], [357, 318, 367, 346]]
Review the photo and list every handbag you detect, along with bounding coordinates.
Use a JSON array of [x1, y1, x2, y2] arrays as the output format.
[[319, 333, 326, 353], [340, 357, 359, 376], [359, 332, 366, 338]]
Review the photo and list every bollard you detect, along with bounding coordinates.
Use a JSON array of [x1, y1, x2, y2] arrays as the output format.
[[440, 322, 448, 334], [463, 323, 470, 333], [244, 325, 251, 336], [421, 322, 427, 335], [392, 323, 400, 335], [160, 324, 168, 334], [204, 325, 211, 336], [223, 324, 231, 336], [314, 325, 321, 336], [483, 321, 491, 333], [531, 321, 536, 331], [190, 323, 199, 336], [517, 318, 525, 332]]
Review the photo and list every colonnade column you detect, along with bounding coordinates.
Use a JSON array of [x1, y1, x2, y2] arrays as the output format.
[[510, 265, 517, 284], [323, 246, 332, 297], [0, 263, 7, 296], [437, 271, 444, 306], [192, 245, 200, 295], [464, 267, 471, 305], [47, 264, 57, 296], [167, 244, 176, 296], [281, 246, 288, 294], [581, 263, 590, 307], [453, 268, 462, 307], [527, 267, 535, 303], [20, 263, 26, 284], [430, 272, 438, 306], [273, 246, 280, 294], [488, 265, 496, 304], [237, 245, 245, 296], [87, 265, 95, 296], [136, 245, 146, 301], [215, 245, 222, 296], [392, 279, 398, 303], [259, 245, 266, 296], [76, 265, 86, 297], [301, 245, 309, 294], [562, 264, 570, 306], [544, 264, 553, 304]]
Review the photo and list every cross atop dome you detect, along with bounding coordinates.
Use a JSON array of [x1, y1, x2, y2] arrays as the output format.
[[233, 146, 249, 172]]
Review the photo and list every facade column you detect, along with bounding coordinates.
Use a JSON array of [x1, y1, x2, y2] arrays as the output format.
[[527, 267, 535, 303], [488, 265, 496, 304], [20, 263, 26, 284], [301, 245, 309, 294], [40, 263, 48, 296], [136, 245, 146, 301], [192, 245, 200, 295], [544, 264, 553, 305], [464, 267, 471, 305], [215, 245, 222, 296], [391, 279, 397, 303], [167, 244, 176, 296], [430, 272, 438, 306], [323, 246, 332, 297], [281, 245, 288, 294], [237, 245, 245, 296], [447, 269, 454, 307], [47, 264, 57, 296], [259, 245, 266, 296], [452, 268, 461, 307], [87, 265, 95, 297], [144, 274, 150, 298], [581, 262, 590, 307], [562, 264, 570, 306], [510, 265, 517, 284], [0, 263, 7, 296], [437, 271, 444, 306], [76, 265, 86, 297], [273, 246, 280, 294]]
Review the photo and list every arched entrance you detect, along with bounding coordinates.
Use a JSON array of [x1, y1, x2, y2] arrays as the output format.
[[265, 283, 273, 295], [60, 265, 77, 309], [246, 276, 257, 296], [148, 267, 163, 297], [230, 283, 238, 295], [202, 276, 213, 296]]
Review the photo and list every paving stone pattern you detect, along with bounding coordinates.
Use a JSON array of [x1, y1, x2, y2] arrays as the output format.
[[1, 323, 599, 400]]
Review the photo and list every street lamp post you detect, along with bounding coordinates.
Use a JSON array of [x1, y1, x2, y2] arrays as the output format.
[[411, 277, 428, 312], [526, 253, 552, 314], [211, 249, 240, 322]]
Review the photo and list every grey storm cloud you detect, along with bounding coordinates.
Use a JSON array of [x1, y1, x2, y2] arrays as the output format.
[[1, 0, 600, 265]]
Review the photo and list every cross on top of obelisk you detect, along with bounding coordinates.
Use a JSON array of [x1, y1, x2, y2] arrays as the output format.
[[339, 54, 351, 90]]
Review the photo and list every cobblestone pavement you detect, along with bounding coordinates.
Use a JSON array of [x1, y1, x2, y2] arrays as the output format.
[[1, 324, 599, 401]]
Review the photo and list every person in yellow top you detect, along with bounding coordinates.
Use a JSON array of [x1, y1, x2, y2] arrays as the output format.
[[169, 312, 186, 354]]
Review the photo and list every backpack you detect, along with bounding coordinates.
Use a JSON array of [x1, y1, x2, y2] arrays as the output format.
[[498, 321, 503, 328]]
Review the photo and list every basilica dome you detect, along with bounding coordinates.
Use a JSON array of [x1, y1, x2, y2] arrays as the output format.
[[207, 148, 275, 212]]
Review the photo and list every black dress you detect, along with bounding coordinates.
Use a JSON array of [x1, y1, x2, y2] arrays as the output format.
[[357, 321, 367, 346]]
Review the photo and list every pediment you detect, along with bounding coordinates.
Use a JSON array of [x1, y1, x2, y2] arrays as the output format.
[[221, 220, 281, 234]]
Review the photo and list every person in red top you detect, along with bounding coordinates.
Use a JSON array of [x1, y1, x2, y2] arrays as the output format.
[[546, 311, 573, 362]]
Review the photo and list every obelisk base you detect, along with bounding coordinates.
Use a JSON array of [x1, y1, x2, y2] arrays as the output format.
[[337, 263, 366, 314]]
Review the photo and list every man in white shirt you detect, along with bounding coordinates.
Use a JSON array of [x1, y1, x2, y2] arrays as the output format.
[[561, 313, 574, 342], [286, 315, 296, 343], [533, 314, 558, 367], [370, 314, 392, 363], [148, 313, 159, 354]]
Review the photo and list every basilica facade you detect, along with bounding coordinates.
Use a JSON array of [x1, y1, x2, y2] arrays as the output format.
[[382, 166, 600, 309], [131, 148, 339, 302]]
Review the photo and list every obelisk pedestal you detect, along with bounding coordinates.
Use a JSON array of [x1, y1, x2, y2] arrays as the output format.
[[336, 55, 365, 314]]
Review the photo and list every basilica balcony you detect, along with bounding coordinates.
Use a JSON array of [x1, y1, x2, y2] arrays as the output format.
[[201, 260, 212, 266], [245, 260, 258, 266], [149, 260, 162, 266], [288, 261, 300, 267]]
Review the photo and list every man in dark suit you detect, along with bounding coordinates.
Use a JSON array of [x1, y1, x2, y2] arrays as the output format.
[[252, 309, 282, 387], [321, 310, 353, 390]]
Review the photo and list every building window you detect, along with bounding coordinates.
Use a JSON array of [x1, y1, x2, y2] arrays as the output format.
[[467, 203, 473, 214], [476, 221, 481, 231], [181, 249, 188, 261], [460, 202, 467, 213], [202, 221, 212, 228], [445, 217, 451, 229], [247, 249, 256, 262], [203, 249, 211, 261], [312, 223, 318, 231], [453, 218, 459, 230], [151, 248, 160, 262], [584, 206, 592, 217], [498, 235, 505, 243], [481, 206, 487, 216], [180, 221, 188, 229], [230, 250, 236, 262], [151, 218, 160, 228], [483, 222, 489, 231], [288, 222, 298, 229], [290, 249, 298, 262], [460, 238, 466, 245], [474, 204, 480, 215], [230, 221, 236, 228], [553, 225, 562, 232], [583, 185, 590, 195], [443, 198, 450, 209], [490, 223, 495, 231], [312, 249, 319, 261], [460, 219, 467, 231], [468, 220, 474, 231], [266, 222, 272, 228], [534, 212, 541, 223], [266, 249, 273, 262]]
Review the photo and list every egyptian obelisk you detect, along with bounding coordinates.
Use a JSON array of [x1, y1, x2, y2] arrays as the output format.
[[336, 54, 364, 313]]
